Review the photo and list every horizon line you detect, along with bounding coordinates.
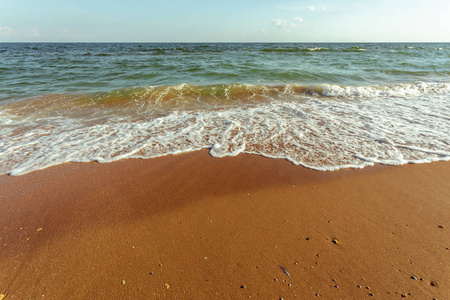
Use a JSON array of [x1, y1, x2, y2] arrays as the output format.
[[1, 41, 449, 44]]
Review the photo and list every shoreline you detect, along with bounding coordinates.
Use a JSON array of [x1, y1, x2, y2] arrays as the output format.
[[1, 150, 449, 299]]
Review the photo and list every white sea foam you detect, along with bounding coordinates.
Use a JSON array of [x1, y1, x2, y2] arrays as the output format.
[[306, 47, 329, 51], [1, 87, 449, 175], [311, 82, 450, 98]]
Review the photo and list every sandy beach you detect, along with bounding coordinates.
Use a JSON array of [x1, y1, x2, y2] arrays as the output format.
[[0, 150, 448, 299]]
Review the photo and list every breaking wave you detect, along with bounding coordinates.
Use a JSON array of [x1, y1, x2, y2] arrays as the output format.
[[1, 81, 449, 176]]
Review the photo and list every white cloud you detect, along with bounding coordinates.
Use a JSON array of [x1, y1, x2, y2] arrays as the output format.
[[0, 26, 41, 39], [308, 5, 326, 12], [28, 27, 40, 37], [271, 17, 303, 31], [0, 26, 17, 37]]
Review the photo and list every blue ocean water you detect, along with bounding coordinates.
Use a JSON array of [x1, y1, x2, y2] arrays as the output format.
[[0, 43, 449, 175]]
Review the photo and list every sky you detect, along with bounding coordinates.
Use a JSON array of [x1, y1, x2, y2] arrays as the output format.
[[1, 0, 450, 42]]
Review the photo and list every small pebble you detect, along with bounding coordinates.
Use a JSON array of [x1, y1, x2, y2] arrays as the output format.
[[430, 281, 438, 287], [438, 225, 444, 228], [332, 279, 337, 282], [240, 285, 246, 289], [121, 280, 126, 285], [165, 283, 170, 289], [357, 285, 361, 288], [369, 293, 374, 297], [331, 239, 339, 245], [334, 285, 339, 288], [365, 286, 371, 290], [410, 275, 417, 280]]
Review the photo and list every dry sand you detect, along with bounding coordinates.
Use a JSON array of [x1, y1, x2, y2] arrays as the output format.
[[0, 150, 449, 299]]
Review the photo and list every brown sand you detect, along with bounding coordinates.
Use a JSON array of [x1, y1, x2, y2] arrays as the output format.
[[0, 150, 449, 299]]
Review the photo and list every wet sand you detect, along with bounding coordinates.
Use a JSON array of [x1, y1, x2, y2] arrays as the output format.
[[0, 150, 449, 299]]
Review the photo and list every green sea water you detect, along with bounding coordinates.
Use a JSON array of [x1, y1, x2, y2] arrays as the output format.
[[1, 43, 449, 101]]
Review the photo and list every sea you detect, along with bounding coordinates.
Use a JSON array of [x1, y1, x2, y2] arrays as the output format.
[[0, 43, 449, 175]]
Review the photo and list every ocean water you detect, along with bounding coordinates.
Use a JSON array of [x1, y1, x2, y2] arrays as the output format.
[[0, 43, 449, 175]]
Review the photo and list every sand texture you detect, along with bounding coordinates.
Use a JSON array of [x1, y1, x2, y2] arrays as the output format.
[[0, 150, 449, 299]]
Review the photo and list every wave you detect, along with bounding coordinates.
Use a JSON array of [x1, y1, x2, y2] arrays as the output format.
[[2, 81, 449, 120], [253, 46, 369, 53], [1, 86, 449, 176], [343, 46, 368, 52], [261, 47, 332, 53], [50, 46, 376, 57]]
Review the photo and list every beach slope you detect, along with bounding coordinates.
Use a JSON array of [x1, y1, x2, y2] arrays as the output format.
[[0, 151, 449, 299]]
